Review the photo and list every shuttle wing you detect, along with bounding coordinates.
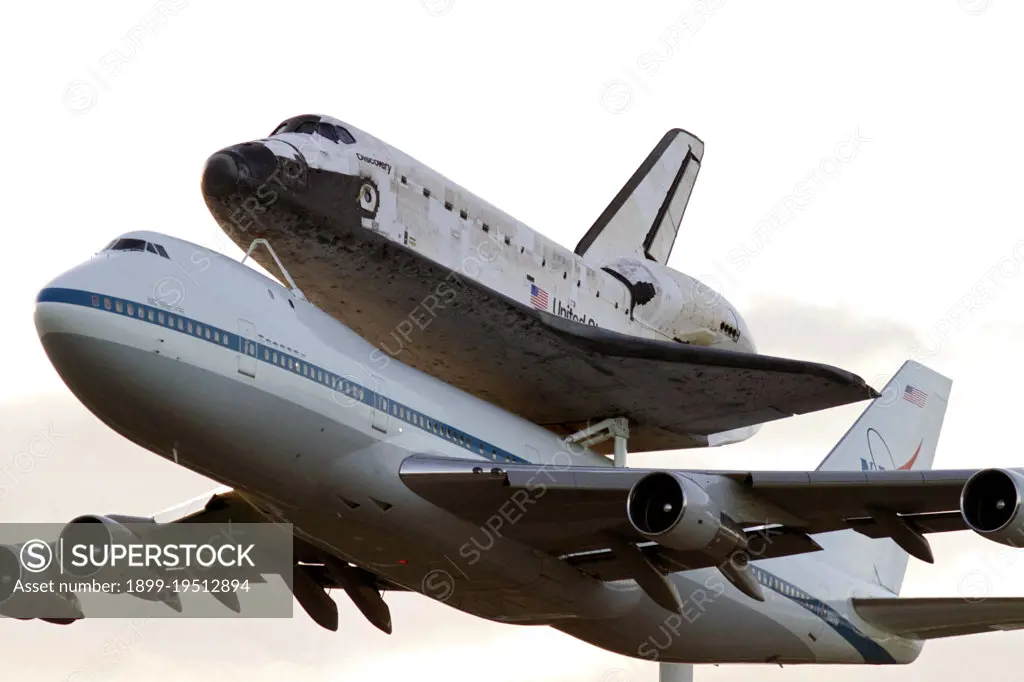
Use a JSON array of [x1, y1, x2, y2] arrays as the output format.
[[534, 311, 877, 448]]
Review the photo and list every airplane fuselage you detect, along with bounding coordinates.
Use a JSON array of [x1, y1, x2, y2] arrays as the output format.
[[35, 232, 920, 665], [201, 116, 760, 449]]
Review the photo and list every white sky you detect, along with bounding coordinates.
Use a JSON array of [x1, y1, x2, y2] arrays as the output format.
[[3, 0, 1024, 679]]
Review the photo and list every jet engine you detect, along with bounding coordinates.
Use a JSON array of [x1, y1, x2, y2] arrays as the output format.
[[626, 471, 747, 559], [961, 468, 1024, 546], [0, 542, 84, 622], [58, 515, 152, 578], [57, 515, 180, 610]]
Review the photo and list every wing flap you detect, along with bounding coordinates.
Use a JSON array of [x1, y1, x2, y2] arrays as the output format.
[[742, 469, 976, 532], [853, 598, 1024, 640], [565, 528, 822, 581]]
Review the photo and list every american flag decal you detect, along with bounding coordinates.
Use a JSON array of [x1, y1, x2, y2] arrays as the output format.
[[529, 284, 549, 310], [903, 384, 927, 408]]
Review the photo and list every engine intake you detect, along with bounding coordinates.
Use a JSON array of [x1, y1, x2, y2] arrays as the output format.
[[626, 471, 746, 557], [55, 516, 178, 609], [58, 515, 145, 579], [961, 468, 1024, 546]]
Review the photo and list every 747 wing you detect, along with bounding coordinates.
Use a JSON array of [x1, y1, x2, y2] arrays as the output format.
[[398, 455, 1009, 611]]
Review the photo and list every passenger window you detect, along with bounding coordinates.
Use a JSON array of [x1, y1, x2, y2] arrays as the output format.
[[213, 331, 220, 343], [104, 298, 112, 310], [115, 301, 124, 313], [127, 303, 134, 315], [147, 310, 154, 321]]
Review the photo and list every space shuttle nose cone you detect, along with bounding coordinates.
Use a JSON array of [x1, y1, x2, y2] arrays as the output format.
[[202, 152, 239, 198]]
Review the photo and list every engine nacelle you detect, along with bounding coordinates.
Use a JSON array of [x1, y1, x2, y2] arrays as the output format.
[[961, 468, 1024, 546], [0, 542, 83, 621], [58, 515, 149, 579], [626, 472, 746, 558], [56, 515, 179, 609]]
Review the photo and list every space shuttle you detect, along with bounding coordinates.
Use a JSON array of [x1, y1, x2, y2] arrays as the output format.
[[200, 114, 875, 454]]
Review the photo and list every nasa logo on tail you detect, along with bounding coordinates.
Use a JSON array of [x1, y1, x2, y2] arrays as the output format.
[[861, 428, 922, 471]]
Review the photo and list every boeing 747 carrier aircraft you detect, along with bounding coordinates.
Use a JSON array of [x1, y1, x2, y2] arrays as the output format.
[[201, 116, 876, 452], [16, 231, 1024, 677]]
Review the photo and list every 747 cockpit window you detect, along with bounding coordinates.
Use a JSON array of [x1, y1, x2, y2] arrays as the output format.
[[106, 238, 170, 259], [109, 238, 146, 252]]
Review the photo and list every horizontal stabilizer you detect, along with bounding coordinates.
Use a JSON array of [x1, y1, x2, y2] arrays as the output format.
[[853, 597, 1024, 640]]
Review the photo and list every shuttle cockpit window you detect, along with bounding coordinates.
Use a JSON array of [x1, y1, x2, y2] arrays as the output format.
[[317, 122, 339, 142], [270, 116, 355, 144], [333, 125, 356, 144], [270, 116, 319, 136], [105, 238, 170, 259]]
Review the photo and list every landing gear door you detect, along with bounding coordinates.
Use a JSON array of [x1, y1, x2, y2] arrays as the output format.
[[237, 319, 258, 378], [370, 375, 389, 434]]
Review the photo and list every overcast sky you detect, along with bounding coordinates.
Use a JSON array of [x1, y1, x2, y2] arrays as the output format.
[[3, 0, 1024, 679]]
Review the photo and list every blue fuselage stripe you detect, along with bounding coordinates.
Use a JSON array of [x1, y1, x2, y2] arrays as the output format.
[[37, 287, 527, 465]]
